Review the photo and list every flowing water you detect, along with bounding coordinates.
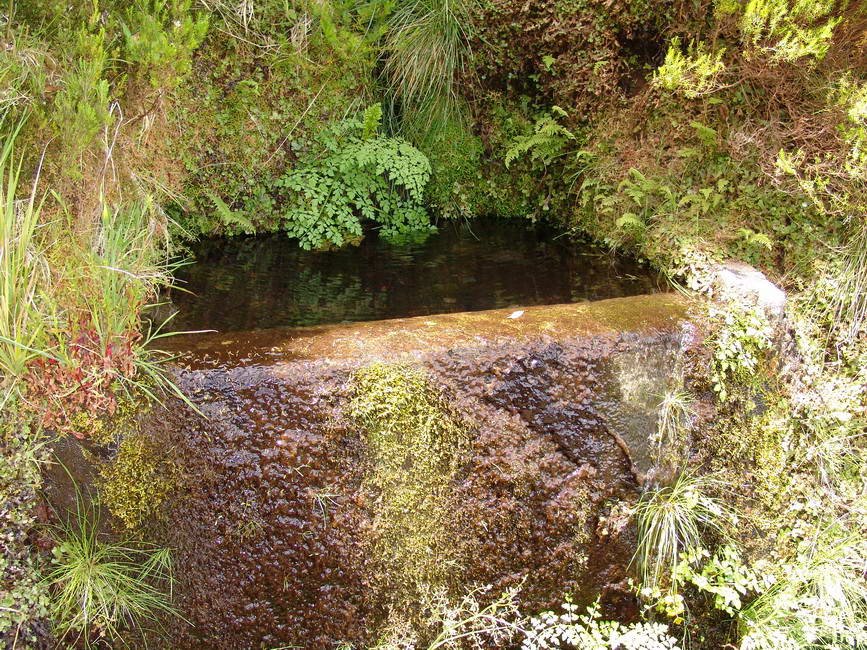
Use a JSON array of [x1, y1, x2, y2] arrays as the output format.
[[50, 221, 692, 649]]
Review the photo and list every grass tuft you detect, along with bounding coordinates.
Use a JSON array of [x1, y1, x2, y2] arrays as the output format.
[[0, 121, 49, 400], [43, 496, 177, 647], [634, 472, 727, 593], [381, 0, 475, 138]]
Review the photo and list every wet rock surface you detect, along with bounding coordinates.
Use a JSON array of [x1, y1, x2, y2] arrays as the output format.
[[69, 295, 696, 648]]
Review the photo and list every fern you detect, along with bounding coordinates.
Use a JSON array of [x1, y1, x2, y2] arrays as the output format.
[[273, 104, 433, 250], [740, 0, 842, 62], [205, 190, 255, 235], [654, 37, 726, 98], [504, 106, 577, 169]]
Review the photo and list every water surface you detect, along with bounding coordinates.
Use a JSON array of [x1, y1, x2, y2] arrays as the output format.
[[172, 219, 663, 332]]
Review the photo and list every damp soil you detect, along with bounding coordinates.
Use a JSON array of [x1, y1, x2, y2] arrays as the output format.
[[170, 219, 664, 333]]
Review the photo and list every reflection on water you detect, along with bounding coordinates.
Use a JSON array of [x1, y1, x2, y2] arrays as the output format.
[[171, 219, 663, 332]]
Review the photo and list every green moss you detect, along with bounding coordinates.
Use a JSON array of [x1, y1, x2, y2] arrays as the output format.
[[349, 363, 468, 632], [98, 431, 181, 530]]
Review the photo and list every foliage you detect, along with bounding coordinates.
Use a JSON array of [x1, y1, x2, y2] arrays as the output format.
[[739, 532, 867, 650], [653, 38, 726, 99], [0, 416, 51, 649], [708, 303, 773, 401], [504, 106, 577, 169], [0, 122, 48, 399], [419, 584, 523, 649], [121, 0, 209, 88], [675, 545, 772, 616], [634, 473, 728, 596], [472, 0, 676, 115], [740, 0, 842, 62], [522, 600, 680, 650], [273, 104, 433, 249], [654, 388, 695, 463], [43, 499, 177, 647], [420, 112, 484, 218], [82, 200, 175, 355], [382, 0, 476, 138]]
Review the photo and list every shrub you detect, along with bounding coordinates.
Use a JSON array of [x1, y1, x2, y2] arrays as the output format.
[[121, 0, 209, 88]]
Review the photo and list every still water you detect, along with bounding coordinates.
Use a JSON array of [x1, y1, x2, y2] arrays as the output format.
[[172, 219, 663, 332]]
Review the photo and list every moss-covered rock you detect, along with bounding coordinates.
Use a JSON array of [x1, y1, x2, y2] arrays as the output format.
[[349, 363, 468, 634], [98, 430, 182, 530]]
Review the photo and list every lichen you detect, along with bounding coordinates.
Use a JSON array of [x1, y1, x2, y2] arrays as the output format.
[[349, 362, 469, 637]]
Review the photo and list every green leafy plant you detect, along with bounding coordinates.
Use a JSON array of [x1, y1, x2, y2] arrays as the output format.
[[52, 27, 112, 168], [504, 106, 577, 169], [121, 0, 209, 88], [740, 0, 842, 62], [709, 303, 773, 401], [675, 545, 771, 616], [654, 38, 726, 99], [523, 599, 680, 649], [273, 104, 433, 249]]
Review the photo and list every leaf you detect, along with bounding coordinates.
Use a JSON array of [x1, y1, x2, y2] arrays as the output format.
[[205, 190, 254, 234]]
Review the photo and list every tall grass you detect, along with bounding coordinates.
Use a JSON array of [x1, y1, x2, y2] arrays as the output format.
[[824, 223, 867, 345], [634, 472, 727, 593], [381, 0, 475, 138], [85, 200, 174, 352], [0, 122, 49, 400], [43, 497, 177, 646], [82, 199, 200, 411], [655, 388, 694, 460]]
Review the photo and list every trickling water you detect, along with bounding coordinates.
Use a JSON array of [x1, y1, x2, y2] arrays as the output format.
[[48, 222, 690, 650], [171, 219, 663, 332]]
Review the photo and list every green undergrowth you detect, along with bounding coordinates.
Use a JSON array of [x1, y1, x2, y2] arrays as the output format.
[[349, 362, 469, 644], [43, 497, 177, 647], [0, 415, 51, 648]]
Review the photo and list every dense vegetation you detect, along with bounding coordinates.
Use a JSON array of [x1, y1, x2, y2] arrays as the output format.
[[0, 0, 865, 648]]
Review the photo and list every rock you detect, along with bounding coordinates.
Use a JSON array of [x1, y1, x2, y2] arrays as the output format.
[[712, 260, 787, 319]]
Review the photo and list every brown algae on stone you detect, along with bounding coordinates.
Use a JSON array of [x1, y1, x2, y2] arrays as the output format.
[[69, 294, 700, 648]]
